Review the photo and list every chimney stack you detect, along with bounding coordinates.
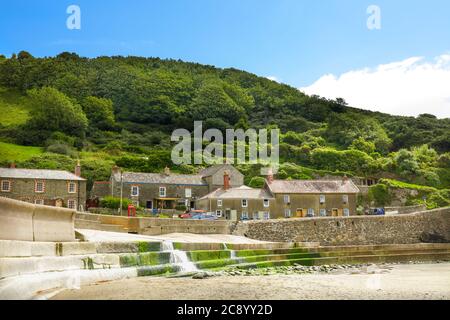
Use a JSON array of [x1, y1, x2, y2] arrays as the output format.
[[164, 166, 171, 176], [223, 171, 230, 190], [267, 167, 274, 184], [342, 175, 349, 184], [112, 165, 121, 176], [9, 162, 16, 169], [75, 160, 81, 177]]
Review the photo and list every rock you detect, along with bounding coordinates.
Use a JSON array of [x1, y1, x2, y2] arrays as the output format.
[[192, 272, 210, 279]]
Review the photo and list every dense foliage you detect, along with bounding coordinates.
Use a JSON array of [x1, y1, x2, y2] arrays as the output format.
[[0, 51, 449, 206]]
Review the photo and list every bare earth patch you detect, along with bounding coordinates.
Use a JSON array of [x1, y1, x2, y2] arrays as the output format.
[[53, 262, 450, 300]]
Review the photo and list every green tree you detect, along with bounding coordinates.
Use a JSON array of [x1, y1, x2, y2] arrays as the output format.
[[82, 96, 116, 131], [26, 87, 88, 139]]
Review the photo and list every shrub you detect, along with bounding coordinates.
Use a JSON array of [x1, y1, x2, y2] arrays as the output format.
[[368, 184, 392, 207], [100, 196, 132, 210]]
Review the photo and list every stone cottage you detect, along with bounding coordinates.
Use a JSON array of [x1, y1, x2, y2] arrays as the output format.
[[196, 171, 274, 220], [90, 164, 244, 211], [0, 162, 86, 210], [264, 175, 360, 218]]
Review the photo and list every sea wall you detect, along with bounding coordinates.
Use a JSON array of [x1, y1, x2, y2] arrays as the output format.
[[0, 197, 75, 242], [233, 207, 450, 246]]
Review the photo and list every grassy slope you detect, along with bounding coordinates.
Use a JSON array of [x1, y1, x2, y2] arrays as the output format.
[[0, 87, 31, 127], [0, 141, 43, 162]]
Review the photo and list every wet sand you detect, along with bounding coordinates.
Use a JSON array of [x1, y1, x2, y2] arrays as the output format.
[[53, 262, 450, 300]]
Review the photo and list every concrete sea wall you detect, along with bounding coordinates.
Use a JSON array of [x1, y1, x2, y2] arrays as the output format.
[[233, 207, 450, 246], [0, 197, 75, 242]]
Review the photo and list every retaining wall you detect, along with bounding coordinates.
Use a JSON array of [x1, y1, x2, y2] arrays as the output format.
[[75, 212, 234, 235], [233, 207, 450, 246], [0, 197, 75, 242]]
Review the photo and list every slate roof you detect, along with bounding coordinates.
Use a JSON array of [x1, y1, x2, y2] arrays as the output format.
[[198, 164, 241, 177], [0, 168, 85, 181], [120, 172, 207, 186], [266, 179, 360, 194], [199, 186, 274, 200]]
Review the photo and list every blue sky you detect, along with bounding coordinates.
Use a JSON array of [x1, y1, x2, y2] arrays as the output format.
[[1, 0, 449, 117]]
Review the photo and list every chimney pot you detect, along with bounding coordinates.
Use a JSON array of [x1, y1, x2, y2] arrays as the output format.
[[164, 167, 171, 176], [267, 167, 274, 184], [9, 162, 16, 169], [223, 171, 230, 190], [75, 160, 81, 177]]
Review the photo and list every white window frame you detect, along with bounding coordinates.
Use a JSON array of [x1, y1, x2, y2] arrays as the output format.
[[343, 195, 349, 204], [131, 185, 139, 197], [263, 199, 270, 208], [263, 212, 270, 220], [68, 182, 77, 194], [217, 199, 223, 207], [283, 195, 290, 204], [35, 199, 44, 205], [67, 199, 77, 210], [307, 208, 315, 217], [1, 180, 11, 192], [284, 209, 291, 218], [215, 210, 223, 218], [320, 209, 327, 217], [241, 199, 248, 208], [35, 180, 45, 193], [319, 195, 326, 204], [241, 211, 249, 220], [344, 208, 350, 216], [159, 187, 166, 198], [252, 212, 259, 220], [185, 188, 192, 198]]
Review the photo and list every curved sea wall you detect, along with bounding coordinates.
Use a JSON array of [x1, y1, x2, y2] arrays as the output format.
[[0, 197, 75, 242]]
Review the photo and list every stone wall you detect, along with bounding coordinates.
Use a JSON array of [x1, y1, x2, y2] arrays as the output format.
[[385, 204, 426, 214], [233, 207, 450, 246]]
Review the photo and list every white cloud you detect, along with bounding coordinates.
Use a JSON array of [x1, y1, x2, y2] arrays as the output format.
[[266, 76, 280, 82], [300, 54, 450, 118]]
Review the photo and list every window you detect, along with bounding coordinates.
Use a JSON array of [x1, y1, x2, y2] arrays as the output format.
[[35, 181, 45, 193], [217, 199, 223, 207], [68, 182, 77, 194], [216, 210, 223, 218], [185, 199, 190, 207], [263, 212, 270, 220], [241, 211, 249, 220], [67, 199, 77, 210], [342, 195, 349, 204], [263, 199, 270, 207], [320, 209, 327, 217], [283, 195, 290, 204], [252, 212, 259, 220], [131, 186, 139, 196], [159, 187, 166, 198], [1, 180, 11, 192], [344, 208, 350, 216], [242, 199, 248, 208], [319, 195, 326, 204], [284, 209, 291, 218], [35, 199, 44, 205], [307, 208, 315, 217], [185, 188, 192, 198]]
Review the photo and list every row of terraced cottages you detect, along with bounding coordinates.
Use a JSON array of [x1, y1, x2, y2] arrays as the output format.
[[0, 163, 359, 220], [92, 164, 359, 220]]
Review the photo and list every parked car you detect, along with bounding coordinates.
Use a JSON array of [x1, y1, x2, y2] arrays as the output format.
[[191, 212, 218, 220], [369, 208, 385, 216]]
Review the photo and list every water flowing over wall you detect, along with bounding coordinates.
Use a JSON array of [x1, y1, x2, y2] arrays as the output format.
[[233, 207, 450, 246]]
